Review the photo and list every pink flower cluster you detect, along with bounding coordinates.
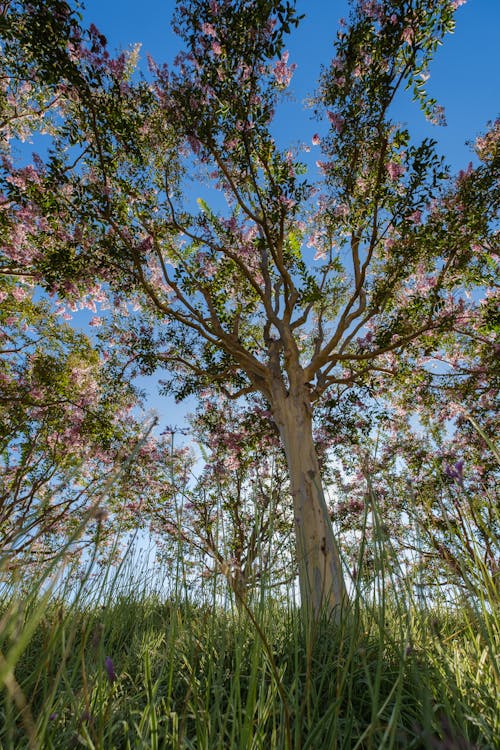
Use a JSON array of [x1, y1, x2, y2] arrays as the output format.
[[327, 111, 345, 132], [386, 161, 405, 181], [475, 119, 500, 161], [401, 27, 414, 45], [360, 0, 383, 21], [272, 51, 297, 88]]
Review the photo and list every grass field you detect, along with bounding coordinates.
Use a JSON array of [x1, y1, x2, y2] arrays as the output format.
[[1, 535, 499, 750]]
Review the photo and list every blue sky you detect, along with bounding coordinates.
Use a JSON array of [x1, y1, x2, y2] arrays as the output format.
[[76, 0, 499, 432], [82, 0, 500, 168]]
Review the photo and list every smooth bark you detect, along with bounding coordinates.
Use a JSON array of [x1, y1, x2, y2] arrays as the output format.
[[271, 383, 346, 620]]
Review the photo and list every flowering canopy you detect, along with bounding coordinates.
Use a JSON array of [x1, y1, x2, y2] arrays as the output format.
[[1, 0, 498, 615]]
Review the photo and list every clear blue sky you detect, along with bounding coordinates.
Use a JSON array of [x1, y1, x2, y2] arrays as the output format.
[[76, 0, 499, 432]]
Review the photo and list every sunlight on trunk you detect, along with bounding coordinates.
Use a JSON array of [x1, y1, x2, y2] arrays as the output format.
[[273, 387, 346, 620]]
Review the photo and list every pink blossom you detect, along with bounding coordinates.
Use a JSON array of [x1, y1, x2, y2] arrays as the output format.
[[356, 332, 373, 348], [327, 111, 345, 132], [108, 53, 127, 79], [279, 195, 296, 210], [285, 149, 295, 177], [6, 173, 27, 189], [126, 501, 143, 513], [306, 229, 322, 249], [235, 119, 254, 132], [223, 216, 238, 234], [444, 460, 464, 486], [401, 27, 414, 45], [356, 175, 369, 193], [331, 55, 345, 72], [409, 209, 422, 224], [272, 51, 297, 88], [312, 133, 320, 146], [360, 0, 382, 20], [389, 14, 398, 24], [386, 161, 405, 181], [11, 286, 28, 301], [237, 63, 251, 82], [474, 122, 500, 160], [211, 41, 222, 55], [334, 203, 349, 218], [196, 252, 217, 276], [415, 272, 437, 294], [201, 22, 217, 37], [264, 18, 277, 38]]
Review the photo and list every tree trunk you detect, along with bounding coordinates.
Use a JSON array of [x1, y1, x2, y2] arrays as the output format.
[[228, 568, 248, 611], [271, 384, 346, 621]]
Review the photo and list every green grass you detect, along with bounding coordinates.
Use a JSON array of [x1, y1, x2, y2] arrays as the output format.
[[2, 440, 500, 749], [1, 551, 499, 749]]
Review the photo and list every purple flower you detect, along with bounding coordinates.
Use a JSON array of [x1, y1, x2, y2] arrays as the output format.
[[104, 656, 117, 683], [444, 461, 464, 486]]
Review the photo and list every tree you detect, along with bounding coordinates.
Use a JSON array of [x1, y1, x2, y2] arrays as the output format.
[[1, 0, 498, 618], [0, 276, 191, 575], [322, 273, 500, 598], [0, 277, 128, 567], [154, 394, 294, 605]]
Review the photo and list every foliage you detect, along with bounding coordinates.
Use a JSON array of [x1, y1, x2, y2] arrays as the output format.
[[150, 394, 295, 603], [0, 0, 498, 614], [0, 276, 191, 573], [324, 307, 500, 594]]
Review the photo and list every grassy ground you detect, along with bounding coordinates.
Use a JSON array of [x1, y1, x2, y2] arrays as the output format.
[[1, 548, 499, 750]]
